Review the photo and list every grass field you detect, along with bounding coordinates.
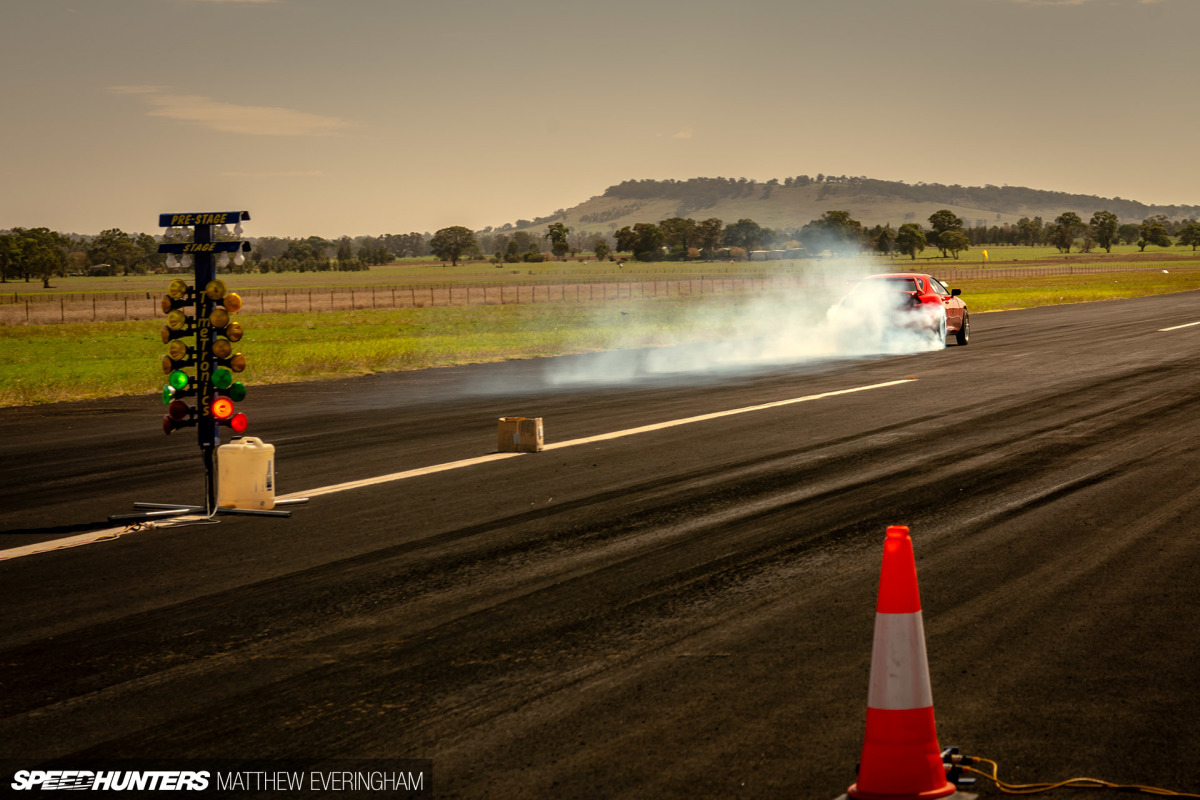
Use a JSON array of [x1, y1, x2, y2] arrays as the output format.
[[3, 258, 808, 297], [953, 269, 1200, 309], [3, 243, 1197, 298], [0, 301, 723, 407], [2, 259, 1199, 407]]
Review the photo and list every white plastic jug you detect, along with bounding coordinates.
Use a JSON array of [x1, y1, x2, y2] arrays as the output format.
[[217, 437, 275, 509]]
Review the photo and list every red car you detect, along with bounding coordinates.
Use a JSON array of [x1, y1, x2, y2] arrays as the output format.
[[856, 273, 970, 346]]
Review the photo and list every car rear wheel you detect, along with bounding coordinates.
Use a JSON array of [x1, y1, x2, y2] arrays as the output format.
[[933, 311, 947, 346], [955, 311, 970, 346]]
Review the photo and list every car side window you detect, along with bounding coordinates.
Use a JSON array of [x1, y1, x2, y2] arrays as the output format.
[[930, 278, 949, 296]]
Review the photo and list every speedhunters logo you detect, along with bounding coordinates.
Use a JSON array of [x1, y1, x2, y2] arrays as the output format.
[[10, 771, 209, 791], [1, 761, 430, 797]]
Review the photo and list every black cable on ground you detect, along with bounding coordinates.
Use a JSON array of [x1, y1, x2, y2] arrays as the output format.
[[952, 754, 1200, 797]]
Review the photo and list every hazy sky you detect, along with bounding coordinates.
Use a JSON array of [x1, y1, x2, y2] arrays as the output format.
[[2, 0, 1192, 239]]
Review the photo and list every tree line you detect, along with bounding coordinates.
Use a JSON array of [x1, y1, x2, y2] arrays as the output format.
[[0, 228, 424, 285], [0, 228, 161, 287], [590, 175, 1200, 226], [6, 206, 1198, 285], [427, 208, 1200, 265]]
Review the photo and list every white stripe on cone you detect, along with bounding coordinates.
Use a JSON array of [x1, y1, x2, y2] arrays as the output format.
[[866, 611, 934, 711]]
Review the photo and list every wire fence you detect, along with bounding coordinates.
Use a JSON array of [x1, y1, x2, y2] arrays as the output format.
[[1, 263, 1196, 325], [0, 276, 800, 325]]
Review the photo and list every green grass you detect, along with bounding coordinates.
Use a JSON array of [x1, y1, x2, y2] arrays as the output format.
[[0, 300, 725, 406], [2, 258, 809, 298], [953, 269, 1200, 311], [3, 268, 1199, 408]]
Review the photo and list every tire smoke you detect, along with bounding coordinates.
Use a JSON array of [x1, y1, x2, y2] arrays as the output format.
[[543, 260, 947, 387]]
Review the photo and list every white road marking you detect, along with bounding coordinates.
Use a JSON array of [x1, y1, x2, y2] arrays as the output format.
[[278, 452, 524, 500], [1, 377, 915, 562], [1159, 321, 1200, 332], [540, 378, 915, 450], [0, 529, 134, 561]]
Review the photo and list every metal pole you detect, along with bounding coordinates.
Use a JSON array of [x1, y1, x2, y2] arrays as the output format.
[[193, 222, 218, 516]]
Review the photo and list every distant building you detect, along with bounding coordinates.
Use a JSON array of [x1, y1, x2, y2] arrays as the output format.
[[748, 249, 803, 261]]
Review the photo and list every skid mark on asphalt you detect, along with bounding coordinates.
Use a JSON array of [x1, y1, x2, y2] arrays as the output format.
[[0, 378, 916, 562]]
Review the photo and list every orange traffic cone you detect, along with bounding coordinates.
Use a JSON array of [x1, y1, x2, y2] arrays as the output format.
[[847, 526, 956, 800]]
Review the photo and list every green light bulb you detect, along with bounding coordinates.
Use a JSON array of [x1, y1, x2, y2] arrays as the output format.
[[212, 367, 234, 390], [168, 370, 190, 391], [228, 382, 247, 402]]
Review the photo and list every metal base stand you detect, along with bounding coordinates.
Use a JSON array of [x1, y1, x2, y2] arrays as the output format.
[[108, 447, 309, 523], [108, 497, 308, 523]]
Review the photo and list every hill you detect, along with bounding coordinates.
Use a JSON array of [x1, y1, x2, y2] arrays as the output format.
[[497, 176, 1200, 236]]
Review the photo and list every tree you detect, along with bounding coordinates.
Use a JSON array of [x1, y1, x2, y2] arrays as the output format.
[[1016, 217, 1037, 246], [14, 227, 70, 286], [631, 222, 664, 261], [658, 217, 698, 259], [282, 239, 320, 262], [799, 210, 863, 256], [544, 222, 570, 260], [1138, 215, 1172, 251], [592, 239, 611, 261], [1078, 228, 1096, 254], [1117, 223, 1141, 246], [695, 218, 724, 260], [928, 209, 964, 257], [1089, 210, 1119, 253], [281, 236, 332, 264], [874, 224, 895, 256], [722, 218, 770, 253], [928, 209, 964, 235], [357, 237, 393, 265], [895, 223, 926, 261], [613, 226, 638, 255], [511, 230, 537, 255], [88, 228, 147, 276], [1176, 220, 1200, 251], [429, 226, 476, 266], [385, 232, 428, 258], [1049, 212, 1085, 253], [0, 233, 16, 282], [939, 229, 970, 259]]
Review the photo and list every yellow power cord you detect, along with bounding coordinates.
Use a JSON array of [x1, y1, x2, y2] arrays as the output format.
[[962, 756, 1200, 797]]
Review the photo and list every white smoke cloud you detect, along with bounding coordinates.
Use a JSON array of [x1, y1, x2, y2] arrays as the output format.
[[542, 259, 948, 388]]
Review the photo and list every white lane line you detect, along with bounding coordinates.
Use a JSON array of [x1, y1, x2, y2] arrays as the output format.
[[279, 378, 916, 498], [541, 378, 916, 450], [278, 452, 524, 500], [0, 529, 136, 561], [1159, 321, 1200, 332], [1, 377, 915, 562]]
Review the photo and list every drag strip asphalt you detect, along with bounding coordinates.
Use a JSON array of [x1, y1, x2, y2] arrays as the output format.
[[1, 290, 1199, 798], [0, 377, 915, 561]]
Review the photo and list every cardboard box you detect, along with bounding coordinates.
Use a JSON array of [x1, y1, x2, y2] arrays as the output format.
[[498, 416, 544, 453]]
